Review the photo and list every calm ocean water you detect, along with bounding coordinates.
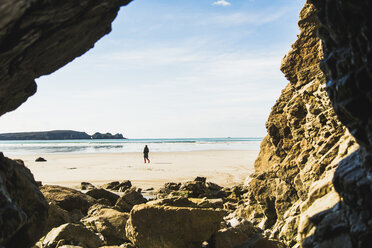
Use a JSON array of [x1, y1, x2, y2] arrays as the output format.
[[0, 138, 262, 155]]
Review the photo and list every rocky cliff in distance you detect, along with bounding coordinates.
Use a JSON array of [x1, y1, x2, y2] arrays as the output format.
[[0, 130, 126, 140], [0, 130, 91, 140], [91, 132, 125, 139], [240, 1, 358, 247]]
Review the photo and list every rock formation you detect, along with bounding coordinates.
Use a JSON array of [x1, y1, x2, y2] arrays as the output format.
[[0, 130, 126, 140], [40, 185, 96, 214], [0, 0, 132, 117], [125, 204, 225, 248], [82, 204, 130, 245], [0, 1, 131, 246], [91, 132, 125, 139], [0, 153, 48, 247], [303, 0, 372, 247], [240, 1, 359, 247], [41, 223, 103, 248]]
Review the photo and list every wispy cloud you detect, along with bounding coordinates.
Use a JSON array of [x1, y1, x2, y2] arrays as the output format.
[[213, 0, 231, 7], [207, 10, 289, 26]]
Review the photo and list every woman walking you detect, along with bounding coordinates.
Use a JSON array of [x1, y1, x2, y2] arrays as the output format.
[[143, 145, 150, 163]]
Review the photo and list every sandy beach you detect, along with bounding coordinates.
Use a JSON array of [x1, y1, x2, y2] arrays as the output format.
[[8, 150, 258, 190]]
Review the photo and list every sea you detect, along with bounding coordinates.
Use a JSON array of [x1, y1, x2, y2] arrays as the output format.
[[0, 137, 262, 155]]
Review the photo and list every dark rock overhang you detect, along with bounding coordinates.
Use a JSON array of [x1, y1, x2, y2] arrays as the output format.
[[0, 0, 132, 116]]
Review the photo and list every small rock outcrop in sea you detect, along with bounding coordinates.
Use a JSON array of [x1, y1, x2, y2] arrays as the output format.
[[91, 132, 125, 139]]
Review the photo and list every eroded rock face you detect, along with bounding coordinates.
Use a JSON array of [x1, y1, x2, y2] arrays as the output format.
[[0, 0, 132, 117], [303, 0, 372, 247], [0, 153, 48, 247], [241, 1, 358, 246]]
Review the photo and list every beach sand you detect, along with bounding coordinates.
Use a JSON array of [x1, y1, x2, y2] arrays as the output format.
[[8, 150, 258, 190]]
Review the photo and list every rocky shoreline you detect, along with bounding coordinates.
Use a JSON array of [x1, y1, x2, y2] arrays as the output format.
[[34, 177, 285, 248]]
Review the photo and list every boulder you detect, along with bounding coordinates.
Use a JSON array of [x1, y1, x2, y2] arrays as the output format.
[[115, 187, 147, 212], [42, 223, 103, 248], [126, 204, 225, 248], [194, 176, 206, 183], [213, 219, 258, 248], [40, 185, 95, 213], [164, 182, 181, 191], [44, 202, 70, 234], [81, 182, 96, 191], [82, 204, 130, 245], [86, 188, 119, 206], [102, 181, 132, 192], [206, 182, 223, 191], [35, 157, 47, 162], [96, 198, 113, 206], [180, 181, 209, 198], [0, 154, 48, 247]]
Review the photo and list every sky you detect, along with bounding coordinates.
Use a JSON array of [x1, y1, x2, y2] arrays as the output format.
[[0, 0, 304, 138]]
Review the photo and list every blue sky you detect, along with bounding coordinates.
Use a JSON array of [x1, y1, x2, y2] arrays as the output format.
[[0, 0, 304, 138]]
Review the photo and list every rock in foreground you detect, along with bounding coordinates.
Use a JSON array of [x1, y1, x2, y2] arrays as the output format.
[[42, 223, 102, 248], [82, 204, 130, 245], [115, 187, 147, 212], [0, 154, 48, 247], [126, 204, 225, 248], [40, 185, 95, 213], [86, 188, 119, 206]]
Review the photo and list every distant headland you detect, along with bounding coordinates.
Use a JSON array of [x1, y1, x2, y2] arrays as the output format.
[[0, 130, 125, 140]]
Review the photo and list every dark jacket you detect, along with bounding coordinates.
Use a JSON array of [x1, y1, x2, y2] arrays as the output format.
[[143, 146, 149, 154]]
